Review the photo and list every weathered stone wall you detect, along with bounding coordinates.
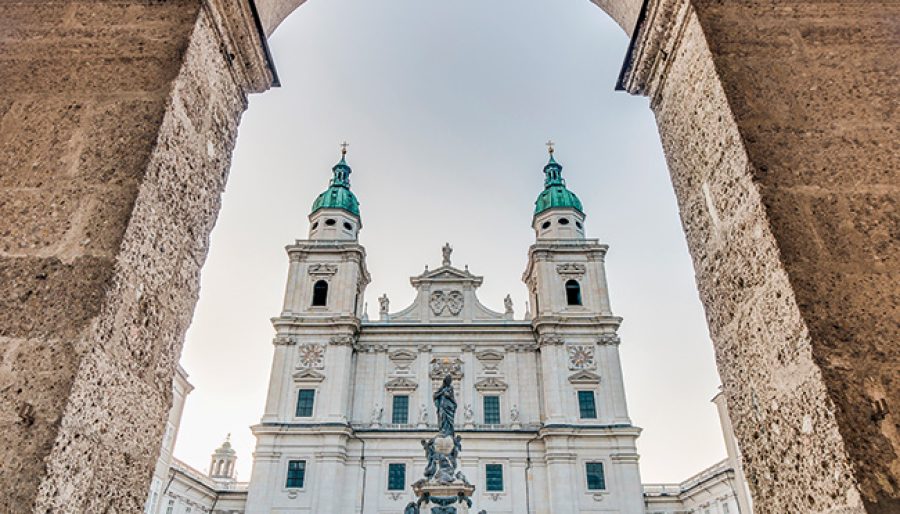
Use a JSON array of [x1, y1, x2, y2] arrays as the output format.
[[627, 1, 898, 512], [0, 1, 254, 511]]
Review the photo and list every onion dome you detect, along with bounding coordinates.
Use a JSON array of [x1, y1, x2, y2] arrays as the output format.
[[311, 144, 360, 217], [534, 144, 583, 216]]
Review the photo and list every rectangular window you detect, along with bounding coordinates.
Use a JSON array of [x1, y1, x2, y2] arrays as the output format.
[[392, 395, 409, 424], [578, 390, 597, 419], [485, 464, 504, 492], [387, 463, 406, 491], [585, 462, 606, 490], [286, 460, 306, 488], [296, 389, 315, 417], [483, 395, 501, 425]]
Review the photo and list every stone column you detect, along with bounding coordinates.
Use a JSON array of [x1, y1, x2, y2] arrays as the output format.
[[0, 1, 274, 511], [619, 1, 899, 512]]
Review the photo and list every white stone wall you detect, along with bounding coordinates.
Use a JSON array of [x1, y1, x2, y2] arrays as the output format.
[[244, 217, 645, 513]]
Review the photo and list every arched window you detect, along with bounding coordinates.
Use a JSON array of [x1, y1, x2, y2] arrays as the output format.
[[565, 279, 582, 306], [312, 280, 328, 306]]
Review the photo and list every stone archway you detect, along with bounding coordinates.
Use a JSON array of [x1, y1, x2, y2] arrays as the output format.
[[0, 1, 896, 513]]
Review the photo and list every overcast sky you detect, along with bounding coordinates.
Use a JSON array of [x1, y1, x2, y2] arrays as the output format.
[[175, 0, 725, 484]]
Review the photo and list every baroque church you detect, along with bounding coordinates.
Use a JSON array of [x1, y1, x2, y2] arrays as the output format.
[[144, 148, 753, 514]]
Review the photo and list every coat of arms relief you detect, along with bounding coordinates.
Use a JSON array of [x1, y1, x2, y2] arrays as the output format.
[[296, 343, 325, 369], [429, 290, 464, 316], [567, 344, 596, 370]]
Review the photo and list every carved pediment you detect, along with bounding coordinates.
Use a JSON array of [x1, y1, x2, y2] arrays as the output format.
[[308, 263, 338, 276], [556, 263, 586, 276], [385, 377, 418, 392], [474, 377, 508, 392], [388, 349, 418, 363], [293, 369, 325, 383], [475, 350, 504, 362], [568, 370, 601, 384]]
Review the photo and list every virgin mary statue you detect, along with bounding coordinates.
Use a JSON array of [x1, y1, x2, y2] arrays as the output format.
[[433, 375, 457, 436]]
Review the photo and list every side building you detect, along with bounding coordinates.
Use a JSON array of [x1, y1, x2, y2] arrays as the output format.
[[642, 391, 754, 514]]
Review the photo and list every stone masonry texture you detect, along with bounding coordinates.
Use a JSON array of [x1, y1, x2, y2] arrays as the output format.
[[646, 1, 898, 512], [0, 1, 250, 511]]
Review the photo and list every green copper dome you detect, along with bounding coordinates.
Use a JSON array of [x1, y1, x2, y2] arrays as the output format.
[[311, 154, 360, 217], [534, 153, 583, 215]]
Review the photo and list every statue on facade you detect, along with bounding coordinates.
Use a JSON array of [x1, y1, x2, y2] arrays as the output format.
[[408, 374, 483, 514], [463, 403, 474, 423], [379, 294, 390, 315], [371, 404, 383, 426], [510, 404, 520, 424], [433, 375, 457, 436], [442, 242, 452, 266], [503, 294, 513, 315], [419, 403, 429, 425]]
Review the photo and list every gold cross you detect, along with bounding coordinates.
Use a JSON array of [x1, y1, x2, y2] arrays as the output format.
[[340, 141, 350, 155], [545, 140, 555, 154]]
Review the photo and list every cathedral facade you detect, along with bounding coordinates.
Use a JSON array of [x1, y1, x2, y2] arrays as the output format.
[[241, 147, 643, 513], [146, 149, 751, 514]]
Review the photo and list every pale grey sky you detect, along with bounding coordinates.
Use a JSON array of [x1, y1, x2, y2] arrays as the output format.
[[176, 0, 725, 484]]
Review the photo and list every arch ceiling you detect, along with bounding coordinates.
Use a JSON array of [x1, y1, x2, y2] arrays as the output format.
[[256, 0, 641, 38]]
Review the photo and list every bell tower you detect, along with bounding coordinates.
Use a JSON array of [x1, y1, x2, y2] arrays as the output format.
[[522, 144, 642, 512]]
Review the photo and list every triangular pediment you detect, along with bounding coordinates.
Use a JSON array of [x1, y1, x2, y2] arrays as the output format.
[[385, 377, 418, 391], [475, 350, 505, 362], [388, 349, 418, 362], [568, 370, 601, 384], [420, 266, 475, 280], [474, 377, 508, 392], [292, 369, 325, 383]]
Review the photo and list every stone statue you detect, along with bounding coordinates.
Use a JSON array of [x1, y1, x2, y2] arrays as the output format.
[[433, 375, 457, 436], [504, 294, 513, 314], [510, 404, 520, 423], [378, 294, 389, 314], [371, 404, 383, 426], [420, 403, 428, 424], [421, 439, 437, 479], [442, 242, 452, 266], [463, 403, 474, 423]]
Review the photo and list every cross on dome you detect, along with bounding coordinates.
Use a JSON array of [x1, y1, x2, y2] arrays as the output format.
[[545, 139, 555, 154], [340, 141, 349, 155]]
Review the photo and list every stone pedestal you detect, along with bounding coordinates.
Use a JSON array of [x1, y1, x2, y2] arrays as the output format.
[[412, 482, 476, 514]]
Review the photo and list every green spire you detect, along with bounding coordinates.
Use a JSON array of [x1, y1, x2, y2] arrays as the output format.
[[534, 142, 583, 216], [311, 142, 360, 217]]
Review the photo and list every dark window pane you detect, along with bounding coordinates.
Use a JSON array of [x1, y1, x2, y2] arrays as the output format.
[[586, 462, 606, 490], [578, 390, 597, 419], [566, 279, 582, 306], [312, 280, 328, 306], [296, 389, 315, 417], [485, 464, 504, 491], [387, 463, 406, 491], [483, 396, 501, 425], [286, 460, 306, 488], [392, 395, 409, 424]]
